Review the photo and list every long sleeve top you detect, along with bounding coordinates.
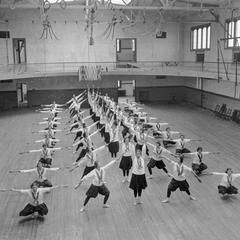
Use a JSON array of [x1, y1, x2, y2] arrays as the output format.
[[132, 156, 145, 175], [187, 152, 211, 164], [212, 172, 240, 187], [162, 131, 179, 140], [152, 146, 172, 161], [20, 167, 59, 180], [30, 147, 61, 159], [109, 127, 119, 142], [121, 142, 135, 157], [175, 139, 191, 150], [79, 145, 106, 167], [35, 138, 59, 146], [82, 160, 116, 186], [136, 132, 147, 145], [171, 162, 192, 181], [18, 188, 52, 206]]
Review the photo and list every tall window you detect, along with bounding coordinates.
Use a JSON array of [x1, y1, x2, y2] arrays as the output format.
[[190, 24, 211, 50], [225, 18, 240, 48]]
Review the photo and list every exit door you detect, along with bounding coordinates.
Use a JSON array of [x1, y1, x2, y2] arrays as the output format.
[[116, 38, 136, 63], [13, 38, 27, 64], [17, 83, 28, 106]]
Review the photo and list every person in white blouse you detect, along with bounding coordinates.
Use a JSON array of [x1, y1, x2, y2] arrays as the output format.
[[9, 161, 61, 188], [118, 136, 135, 182], [74, 159, 118, 212], [174, 134, 200, 154], [108, 120, 120, 158], [41, 101, 65, 109], [147, 142, 175, 179], [211, 168, 240, 197], [39, 118, 61, 130], [129, 148, 148, 205], [104, 116, 112, 144], [70, 145, 107, 178], [72, 138, 93, 164], [134, 128, 149, 159], [72, 126, 98, 153], [183, 147, 219, 175], [162, 155, 201, 203], [162, 127, 179, 148], [0, 182, 66, 218], [19, 143, 62, 168], [152, 121, 169, 139], [99, 111, 107, 138], [35, 134, 60, 148]]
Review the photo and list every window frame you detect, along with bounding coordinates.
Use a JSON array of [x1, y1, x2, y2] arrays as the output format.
[[190, 24, 211, 51], [225, 17, 240, 49]]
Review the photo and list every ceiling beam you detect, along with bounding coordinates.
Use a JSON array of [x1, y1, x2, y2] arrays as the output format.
[[0, 3, 218, 11]]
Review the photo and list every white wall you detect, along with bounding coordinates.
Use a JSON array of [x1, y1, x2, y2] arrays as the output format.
[[0, 9, 181, 65]]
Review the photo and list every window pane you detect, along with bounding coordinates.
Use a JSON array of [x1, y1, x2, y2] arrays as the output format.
[[116, 39, 120, 52], [132, 39, 135, 51], [202, 27, 207, 49], [198, 28, 202, 49], [193, 29, 197, 49], [207, 26, 211, 48], [236, 20, 240, 46], [228, 21, 234, 47]]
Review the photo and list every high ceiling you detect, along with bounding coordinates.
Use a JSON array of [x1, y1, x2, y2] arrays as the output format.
[[0, 0, 237, 10]]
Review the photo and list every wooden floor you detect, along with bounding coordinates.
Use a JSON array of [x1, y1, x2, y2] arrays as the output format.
[[0, 103, 240, 240]]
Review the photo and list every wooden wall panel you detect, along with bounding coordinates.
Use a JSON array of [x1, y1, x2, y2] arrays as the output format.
[[27, 88, 118, 107], [0, 91, 17, 110], [135, 86, 186, 102]]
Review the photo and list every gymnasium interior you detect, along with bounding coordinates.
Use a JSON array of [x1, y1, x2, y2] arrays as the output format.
[[0, 0, 240, 239]]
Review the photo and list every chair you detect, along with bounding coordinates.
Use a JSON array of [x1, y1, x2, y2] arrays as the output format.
[[214, 104, 220, 116], [224, 108, 233, 120], [217, 104, 227, 118]]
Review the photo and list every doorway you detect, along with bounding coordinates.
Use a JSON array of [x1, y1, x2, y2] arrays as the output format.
[[116, 38, 136, 67], [118, 79, 135, 104], [17, 83, 28, 107], [13, 38, 27, 64]]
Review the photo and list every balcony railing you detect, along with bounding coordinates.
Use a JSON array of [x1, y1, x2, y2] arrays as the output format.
[[0, 61, 239, 82]]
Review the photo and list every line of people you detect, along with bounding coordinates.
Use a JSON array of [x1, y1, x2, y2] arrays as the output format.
[[1, 89, 240, 219], [0, 99, 77, 218]]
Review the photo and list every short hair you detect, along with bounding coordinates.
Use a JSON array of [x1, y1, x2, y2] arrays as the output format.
[[136, 148, 142, 153], [30, 182, 38, 189], [225, 168, 232, 173], [197, 147, 203, 152], [179, 155, 184, 163]]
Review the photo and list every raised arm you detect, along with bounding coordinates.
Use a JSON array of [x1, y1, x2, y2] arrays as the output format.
[[146, 142, 155, 149], [88, 121, 99, 131], [93, 145, 106, 154], [102, 159, 118, 171], [71, 127, 83, 134], [29, 149, 42, 153], [9, 168, 35, 173], [35, 139, 44, 143], [46, 167, 61, 172], [49, 147, 62, 151], [89, 129, 99, 138], [211, 172, 226, 176]]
